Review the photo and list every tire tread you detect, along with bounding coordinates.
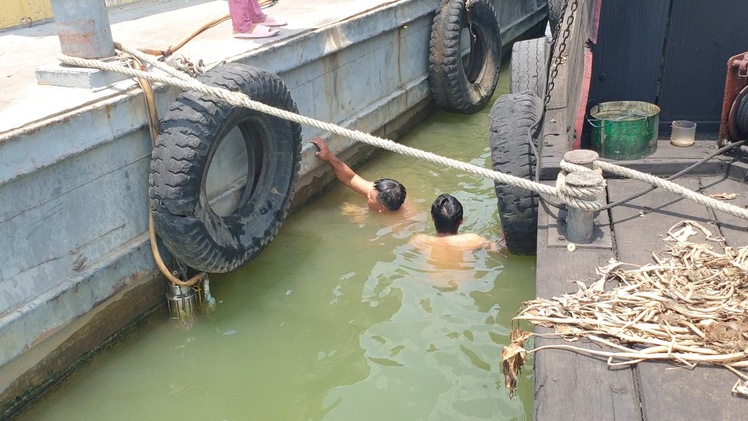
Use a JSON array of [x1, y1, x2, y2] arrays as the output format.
[[488, 91, 542, 255]]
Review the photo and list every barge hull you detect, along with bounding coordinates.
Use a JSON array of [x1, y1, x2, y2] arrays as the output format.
[[0, 0, 548, 416]]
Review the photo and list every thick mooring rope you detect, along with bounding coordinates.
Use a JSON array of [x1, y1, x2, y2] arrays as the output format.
[[58, 47, 748, 219], [555, 168, 606, 209], [560, 160, 748, 220], [58, 51, 568, 200]]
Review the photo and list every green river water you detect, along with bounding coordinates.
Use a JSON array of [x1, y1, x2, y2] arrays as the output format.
[[16, 69, 536, 420]]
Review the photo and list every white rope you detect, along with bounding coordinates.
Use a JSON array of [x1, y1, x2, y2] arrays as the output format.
[[58, 51, 570, 199], [116, 42, 197, 83], [555, 169, 606, 211], [57, 47, 746, 220], [561, 160, 748, 220]]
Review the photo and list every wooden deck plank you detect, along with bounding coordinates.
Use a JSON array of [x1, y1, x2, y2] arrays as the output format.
[[533, 334, 640, 421], [540, 139, 729, 181], [608, 177, 748, 420], [607, 178, 712, 263], [533, 192, 641, 420], [636, 361, 747, 421], [699, 175, 748, 247]]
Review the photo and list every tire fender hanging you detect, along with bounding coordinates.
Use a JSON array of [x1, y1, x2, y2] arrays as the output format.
[[149, 63, 302, 273], [510, 37, 550, 98], [428, 0, 502, 114], [489, 91, 542, 255], [548, 0, 564, 34]]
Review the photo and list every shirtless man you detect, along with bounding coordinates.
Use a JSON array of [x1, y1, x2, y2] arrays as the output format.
[[412, 193, 497, 251], [311, 137, 406, 213]]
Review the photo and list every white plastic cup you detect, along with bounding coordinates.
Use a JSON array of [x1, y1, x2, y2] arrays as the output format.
[[670, 120, 696, 147]]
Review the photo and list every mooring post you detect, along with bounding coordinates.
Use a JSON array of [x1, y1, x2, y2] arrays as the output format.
[[49, 0, 115, 59], [563, 150, 602, 244], [37, 0, 129, 88]]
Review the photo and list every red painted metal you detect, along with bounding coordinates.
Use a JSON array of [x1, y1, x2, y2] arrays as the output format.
[[573, 49, 593, 149], [719, 52, 748, 142], [574, 0, 602, 149]]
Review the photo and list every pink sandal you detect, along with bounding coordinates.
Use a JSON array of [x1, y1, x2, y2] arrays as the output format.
[[233, 24, 279, 39], [260, 14, 287, 27]]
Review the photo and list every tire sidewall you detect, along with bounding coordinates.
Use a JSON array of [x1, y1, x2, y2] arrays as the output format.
[[150, 64, 301, 272], [428, 0, 502, 114]]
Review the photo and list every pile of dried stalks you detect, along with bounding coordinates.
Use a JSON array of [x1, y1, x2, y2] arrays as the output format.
[[501, 220, 748, 397]]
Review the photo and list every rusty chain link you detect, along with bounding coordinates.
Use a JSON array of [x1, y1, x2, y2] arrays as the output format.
[[544, 0, 578, 106], [166, 55, 206, 77]]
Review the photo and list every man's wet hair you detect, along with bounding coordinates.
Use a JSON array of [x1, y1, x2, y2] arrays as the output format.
[[373, 178, 406, 211], [431, 193, 463, 235]]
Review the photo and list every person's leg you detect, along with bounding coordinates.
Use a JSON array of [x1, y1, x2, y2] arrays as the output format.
[[229, 0, 252, 33], [248, 0, 287, 27], [245, 0, 267, 23], [229, 0, 278, 38]]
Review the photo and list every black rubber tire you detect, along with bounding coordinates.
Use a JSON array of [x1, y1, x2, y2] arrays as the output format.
[[149, 63, 302, 273], [489, 91, 542, 255], [736, 92, 748, 138], [428, 0, 502, 114], [510, 37, 549, 98], [548, 0, 564, 35]]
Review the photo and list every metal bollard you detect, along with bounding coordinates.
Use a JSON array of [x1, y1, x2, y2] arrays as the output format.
[[563, 150, 602, 244], [563, 149, 599, 169], [50, 0, 115, 59], [564, 170, 604, 243]]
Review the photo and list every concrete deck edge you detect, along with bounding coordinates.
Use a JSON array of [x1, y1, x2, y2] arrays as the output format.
[[0, 1, 436, 189]]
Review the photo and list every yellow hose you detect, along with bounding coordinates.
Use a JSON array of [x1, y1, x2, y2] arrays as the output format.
[[140, 0, 279, 58], [129, 58, 204, 287], [127, 0, 281, 285]]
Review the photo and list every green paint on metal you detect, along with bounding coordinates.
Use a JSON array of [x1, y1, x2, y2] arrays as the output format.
[[589, 101, 660, 160]]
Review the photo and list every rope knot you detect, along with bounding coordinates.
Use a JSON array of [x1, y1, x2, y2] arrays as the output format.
[[557, 159, 606, 211]]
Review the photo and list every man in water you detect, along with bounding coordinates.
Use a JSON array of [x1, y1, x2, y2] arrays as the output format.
[[311, 137, 406, 213], [412, 193, 498, 251]]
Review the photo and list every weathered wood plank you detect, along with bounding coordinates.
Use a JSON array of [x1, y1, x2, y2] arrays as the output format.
[[533, 193, 640, 420], [725, 159, 748, 182], [608, 178, 712, 263], [636, 361, 747, 421], [533, 334, 640, 421], [699, 175, 748, 247], [608, 177, 748, 420], [648, 140, 721, 160], [540, 139, 728, 181]]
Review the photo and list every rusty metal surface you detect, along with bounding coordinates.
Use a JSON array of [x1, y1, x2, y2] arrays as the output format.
[[720, 52, 748, 142], [49, 0, 115, 58]]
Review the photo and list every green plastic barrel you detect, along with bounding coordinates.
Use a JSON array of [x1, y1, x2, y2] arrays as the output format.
[[589, 101, 660, 160]]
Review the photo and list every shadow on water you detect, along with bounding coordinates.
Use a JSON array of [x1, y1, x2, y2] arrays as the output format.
[[16, 67, 537, 420]]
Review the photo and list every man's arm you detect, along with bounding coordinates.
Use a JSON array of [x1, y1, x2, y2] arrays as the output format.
[[311, 138, 372, 197]]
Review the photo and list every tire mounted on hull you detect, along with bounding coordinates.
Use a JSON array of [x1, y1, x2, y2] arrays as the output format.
[[548, 0, 564, 34], [149, 63, 302, 273], [489, 91, 542, 255], [428, 0, 502, 114], [510, 37, 550, 98]]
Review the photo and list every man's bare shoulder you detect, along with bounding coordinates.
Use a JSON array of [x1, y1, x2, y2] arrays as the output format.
[[411, 233, 493, 250], [445, 233, 491, 250], [410, 233, 435, 247]]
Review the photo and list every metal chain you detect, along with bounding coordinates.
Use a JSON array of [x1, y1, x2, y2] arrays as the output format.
[[544, 0, 578, 106], [166, 55, 205, 77]]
